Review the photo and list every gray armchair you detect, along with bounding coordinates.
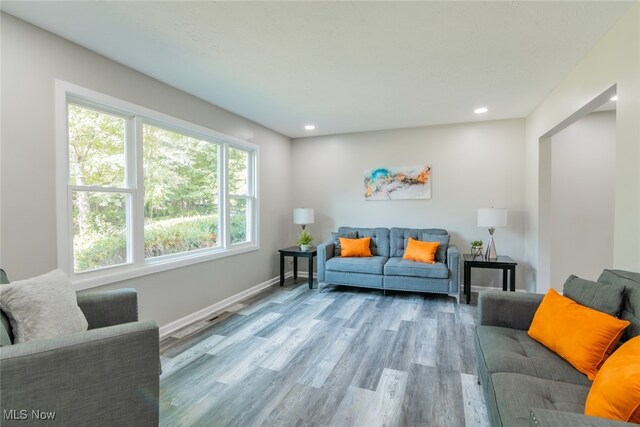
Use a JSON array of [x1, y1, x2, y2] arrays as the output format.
[[0, 272, 159, 427]]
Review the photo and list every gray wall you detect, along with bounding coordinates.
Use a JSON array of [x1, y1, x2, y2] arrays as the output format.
[[0, 13, 293, 327], [292, 119, 526, 289], [550, 111, 616, 288]]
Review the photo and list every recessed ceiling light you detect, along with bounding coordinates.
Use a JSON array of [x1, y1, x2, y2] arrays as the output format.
[[474, 107, 488, 114], [610, 95, 618, 101], [304, 124, 315, 130]]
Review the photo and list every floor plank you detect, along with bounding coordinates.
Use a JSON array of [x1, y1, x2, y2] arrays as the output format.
[[431, 369, 467, 427], [297, 326, 358, 388], [160, 280, 485, 426], [400, 363, 438, 426], [461, 373, 491, 427]]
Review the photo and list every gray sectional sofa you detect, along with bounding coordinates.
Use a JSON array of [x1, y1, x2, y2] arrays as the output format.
[[0, 269, 159, 426], [317, 227, 460, 299], [475, 269, 640, 427]]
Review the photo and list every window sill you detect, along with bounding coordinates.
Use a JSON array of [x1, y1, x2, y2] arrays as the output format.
[[71, 243, 259, 291]]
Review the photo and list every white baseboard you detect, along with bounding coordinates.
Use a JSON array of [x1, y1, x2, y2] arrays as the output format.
[[471, 285, 525, 293], [296, 271, 318, 278], [159, 272, 292, 338]]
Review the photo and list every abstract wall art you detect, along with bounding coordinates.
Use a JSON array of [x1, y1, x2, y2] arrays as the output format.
[[364, 165, 432, 201]]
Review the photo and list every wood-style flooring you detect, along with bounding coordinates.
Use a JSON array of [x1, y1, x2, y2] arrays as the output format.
[[159, 279, 488, 427]]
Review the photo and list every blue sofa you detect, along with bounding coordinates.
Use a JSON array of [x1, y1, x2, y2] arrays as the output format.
[[317, 227, 461, 300]]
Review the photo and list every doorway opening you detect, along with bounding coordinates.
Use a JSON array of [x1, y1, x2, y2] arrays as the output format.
[[538, 85, 617, 291]]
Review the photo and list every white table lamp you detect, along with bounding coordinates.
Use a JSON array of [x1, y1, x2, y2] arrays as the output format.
[[477, 208, 507, 261], [293, 208, 314, 230]]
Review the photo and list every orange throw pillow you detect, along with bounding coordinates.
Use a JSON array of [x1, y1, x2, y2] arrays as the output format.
[[585, 336, 640, 423], [528, 289, 630, 380], [339, 237, 372, 257], [403, 237, 439, 264]]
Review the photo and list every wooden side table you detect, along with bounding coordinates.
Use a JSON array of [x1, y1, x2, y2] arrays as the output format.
[[463, 254, 517, 304], [279, 246, 318, 289]]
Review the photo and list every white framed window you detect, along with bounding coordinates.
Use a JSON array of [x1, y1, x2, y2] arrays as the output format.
[[56, 81, 259, 290]]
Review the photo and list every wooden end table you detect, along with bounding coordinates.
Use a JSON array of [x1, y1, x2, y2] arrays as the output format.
[[463, 254, 517, 304], [279, 246, 318, 289]]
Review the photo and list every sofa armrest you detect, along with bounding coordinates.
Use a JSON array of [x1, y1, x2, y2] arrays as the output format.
[[317, 241, 335, 283], [0, 320, 159, 426], [478, 291, 544, 330], [530, 409, 635, 427], [447, 245, 461, 296], [77, 288, 138, 329]]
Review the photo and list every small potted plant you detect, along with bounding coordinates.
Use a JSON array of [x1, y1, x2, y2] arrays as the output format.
[[471, 240, 483, 259], [297, 230, 314, 251]]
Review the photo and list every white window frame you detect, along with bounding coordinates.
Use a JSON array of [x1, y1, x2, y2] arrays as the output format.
[[55, 80, 259, 290], [226, 145, 256, 246]]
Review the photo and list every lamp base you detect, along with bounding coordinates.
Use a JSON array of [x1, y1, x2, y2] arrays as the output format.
[[484, 228, 498, 261]]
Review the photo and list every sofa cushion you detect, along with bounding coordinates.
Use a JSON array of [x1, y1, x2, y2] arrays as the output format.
[[421, 233, 450, 262], [0, 269, 88, 343], [383, 257, 449, 279], [527, 289, 629, 380], [326, 270, 383, 288], [338, 227, 390, 257], [598, 269, 640, 342], [326, 256, 388, 275], [331, 231, 358, 256], [475, 325, 591, 386], [491, 373, 590, 427], [563, 274, 625, 317], [403, 238, 438, 264], [585, 336, 640, 423], [389, 227, 447, 257], [339, 237, 372, 257]]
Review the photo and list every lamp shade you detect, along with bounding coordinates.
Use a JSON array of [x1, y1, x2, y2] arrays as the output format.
[[293, 208, 314, 225], [477, 208, 507, 227]]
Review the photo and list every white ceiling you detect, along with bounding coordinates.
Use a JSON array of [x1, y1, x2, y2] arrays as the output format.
[[1, 1, 633, 138]]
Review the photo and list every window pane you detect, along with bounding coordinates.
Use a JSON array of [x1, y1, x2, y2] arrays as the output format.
[[143, 124, 219, 258], [73, 191, 128, 272], [68, 104, 126, 187], [228, 147, 249, 195], [230, 198, 248, 244]]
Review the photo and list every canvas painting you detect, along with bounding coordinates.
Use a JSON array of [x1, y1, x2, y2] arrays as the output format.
[[364, 165, 432, 200]]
